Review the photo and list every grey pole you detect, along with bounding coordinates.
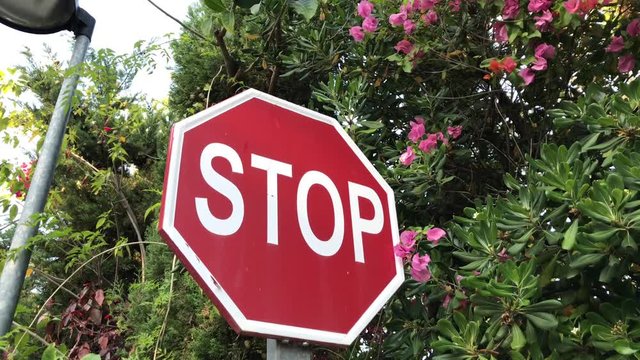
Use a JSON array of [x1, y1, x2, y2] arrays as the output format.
[[0, 33, 91, 336], [267, 339, 312, 360]]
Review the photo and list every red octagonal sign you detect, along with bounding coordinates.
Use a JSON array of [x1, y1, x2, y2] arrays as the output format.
[[159, 89, 403, 346]]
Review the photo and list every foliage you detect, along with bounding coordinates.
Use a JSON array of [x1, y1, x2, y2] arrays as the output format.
[[1, 0, 639, 358]]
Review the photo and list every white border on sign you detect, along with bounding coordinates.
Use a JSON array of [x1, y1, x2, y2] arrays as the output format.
[[160, 88, 404, 346]]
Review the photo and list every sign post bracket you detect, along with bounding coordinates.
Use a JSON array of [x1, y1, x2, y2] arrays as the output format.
[[267, 339, 312, 360]]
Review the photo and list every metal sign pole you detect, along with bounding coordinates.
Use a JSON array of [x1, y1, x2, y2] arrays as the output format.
[[267, 339, 312, 360]]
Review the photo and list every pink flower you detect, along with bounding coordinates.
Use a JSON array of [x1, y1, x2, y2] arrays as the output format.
[[408, 118, 425, 142], [618, 54, 636, 74], [394, 243, 414, 258], [422, 10, 438, 25], [426, 227, 446, 244], [534, 10, 553, 31], [532, 56, 548, 71], [442, 293, 453, 308], [528, 0, 552, 12], [394, 39, 414, 54], [563, 0, 580, 13], [419, 134, 438, 153], [455, 274, 464, 284], [519, 68, 536, 85], [399, 146, 416, 165], [357, 0, 374, 18], [534, 43, 556, 59], [403, 19, 416, 35], [400, 230, 418, 247], [349, 26, 365, 42], [411, 254, 432, 282], [362, 16, 378, 32], [493, 22, 509, 43], [502, 57, 517, 73], [627, 18, 640, 37], [497, 248, 511, 262], [502, 0, 520, 19], [606, 36, 624, 53], [447, 125, 463, 139], [449, 0, 461, 12], [419, 0, 438, 11], [389, 12, 407, 26]]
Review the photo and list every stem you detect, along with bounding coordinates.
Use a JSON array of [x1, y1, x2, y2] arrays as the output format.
[[153, 255, 178, 359]]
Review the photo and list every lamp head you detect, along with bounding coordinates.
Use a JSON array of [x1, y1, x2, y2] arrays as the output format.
[[0, 0, 78, 34]]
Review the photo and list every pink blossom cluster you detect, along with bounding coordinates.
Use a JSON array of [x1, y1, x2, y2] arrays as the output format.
[[400, 117, 462, 166], [349, 0, 378, 42], [517, 43, 556, 85], [394, 228, 447, 282], [604, 18, 639, 73]]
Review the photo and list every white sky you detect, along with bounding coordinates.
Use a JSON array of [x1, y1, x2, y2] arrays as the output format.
[[0, 0, 199, 99]]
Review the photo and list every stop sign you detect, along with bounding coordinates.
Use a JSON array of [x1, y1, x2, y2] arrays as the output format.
[[159, 89, 403, 346]]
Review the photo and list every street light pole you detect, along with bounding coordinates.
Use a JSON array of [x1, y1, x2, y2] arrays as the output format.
[[0, 4, 95, 337]]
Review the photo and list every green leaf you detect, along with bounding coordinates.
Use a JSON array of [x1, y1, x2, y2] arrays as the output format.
[[9, 204, 17, 221], [220, 10, 235, 33], [41, 345, 57, 360], [524, 312, 558, 330], [511, 323, 526, 350], [235, 0, 260, 8], [289, 0, 318, 20], [570, 253, 605, 268], [614, 340, 638, 355], [523, 299, 563, 313], [203, 0, 227, 12], [562, 220, 579, 250]]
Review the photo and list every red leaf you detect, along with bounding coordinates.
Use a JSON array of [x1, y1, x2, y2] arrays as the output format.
[[95, 289, 105, 307]]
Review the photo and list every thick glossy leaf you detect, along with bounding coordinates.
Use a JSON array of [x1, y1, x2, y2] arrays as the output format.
[[525, 312, 558, 330], [511, 323, 526, 350], [570, 253, 605, 269], [562, 220, 579, 250]]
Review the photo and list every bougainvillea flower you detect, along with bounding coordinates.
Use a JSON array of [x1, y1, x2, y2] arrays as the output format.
[[400, 230, 418, 247], [394, 243, 413, 258], [411, 253, 432, 282], [427, 227, 446, 244], [519, 68, 536, 85], [628, 18, 640, 37], [419, 134, 438, 153], [528, 0, 552, 12], [357, 0, 374, 18], [408, 118, 425, 142], [502, 0, 520, 19], [362, 16, 378, 32], [422, 10, 438, 25], [447, 125, 463, 139], [349, 26, 365, 42], [394, 39, 414, 54], [534, 43, 556, 59], [606, 36, 624, 53], [103, 126, 113, 132], [502, 57, 517, 73], [403, 19, 416, 35], [419, 0, 438, 11], [389, 12, 407, 26], [493, 22, 509, 43], [449, 0, 461, 12], [534, 10, 553, 32], [399, 146, 416, 165], [532, 56, 548, 71], [618, 54, 636, 73], [488, 59, 503, 74], [563, 0, 580, 13]]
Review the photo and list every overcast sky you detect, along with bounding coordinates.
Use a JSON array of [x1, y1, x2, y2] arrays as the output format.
[[0, 0, 198, 99]]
